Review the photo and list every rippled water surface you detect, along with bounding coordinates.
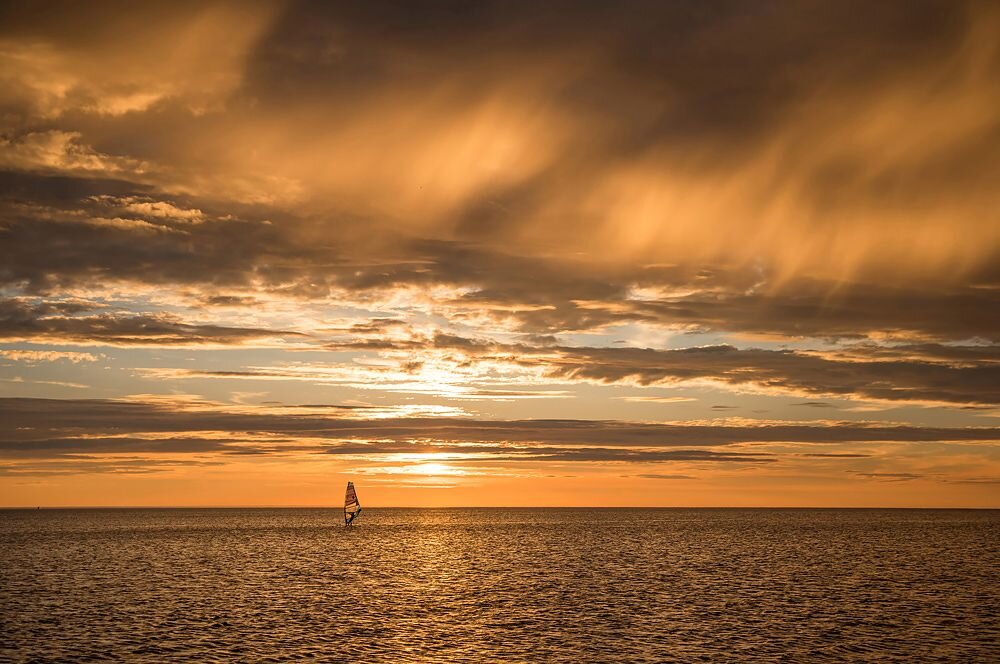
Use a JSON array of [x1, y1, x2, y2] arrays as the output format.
[[2, 508, 998, 662]]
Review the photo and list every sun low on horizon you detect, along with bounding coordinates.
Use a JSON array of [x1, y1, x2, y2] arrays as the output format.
[[1, 0, 999, 509]]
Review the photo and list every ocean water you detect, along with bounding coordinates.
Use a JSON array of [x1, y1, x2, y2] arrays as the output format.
[[1, 508, 998, 662]]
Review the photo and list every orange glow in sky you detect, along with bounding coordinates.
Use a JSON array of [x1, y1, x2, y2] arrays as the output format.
[[1, 1, 998, 507]]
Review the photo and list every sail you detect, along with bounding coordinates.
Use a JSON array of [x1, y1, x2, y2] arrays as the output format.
[[344, 481, 361, 525]]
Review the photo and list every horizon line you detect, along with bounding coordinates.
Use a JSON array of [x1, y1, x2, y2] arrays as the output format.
[[3, 505, 998, 510]]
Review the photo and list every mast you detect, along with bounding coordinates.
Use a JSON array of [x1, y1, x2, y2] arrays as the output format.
[[344, 481, 361, 526]]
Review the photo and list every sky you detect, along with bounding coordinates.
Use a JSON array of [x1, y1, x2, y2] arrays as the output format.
[[1, 0, 998, 507]]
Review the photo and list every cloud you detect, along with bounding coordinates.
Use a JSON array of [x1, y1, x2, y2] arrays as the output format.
[[0, 298, 301, 346], [320, 332, 1000, 406], [2, 398, 997, 454], [0, 376, 88, 389], [540, 343, 1000, 406], [225, 0, 999, 288], [854, 472, 923, 482], [201, 295, 260, 307], [635, 474, 696, 480], [0, 190, 294, 293], [0, 131, 145, 175], [0, 1, 995, 347], [945, 477, 1000, 485], [0, 350, 101, 363], [324, 445, 775, 464], [0, 1, 280, 120], [0, 457, 224, 477], [1, 397, 996, 479], [91, 196, 203, 222], [617, 396, 697, 404], [614, 286, 1000, 342]]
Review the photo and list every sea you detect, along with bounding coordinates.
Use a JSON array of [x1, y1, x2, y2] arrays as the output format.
[[1, 508, 998, 662]]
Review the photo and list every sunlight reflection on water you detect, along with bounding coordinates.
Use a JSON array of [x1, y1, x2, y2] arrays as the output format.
[[2, 508, 998, 661]]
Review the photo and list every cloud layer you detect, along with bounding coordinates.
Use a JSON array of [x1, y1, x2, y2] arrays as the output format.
[[1, 1, 998, 504], [4, 397, 997, 456]]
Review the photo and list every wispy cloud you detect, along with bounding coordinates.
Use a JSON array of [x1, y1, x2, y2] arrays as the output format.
[[0, 350, 101, 363], [0, 298, 301, 346]]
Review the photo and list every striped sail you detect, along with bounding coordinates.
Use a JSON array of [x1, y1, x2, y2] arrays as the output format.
[[345, 481, 361, 526]]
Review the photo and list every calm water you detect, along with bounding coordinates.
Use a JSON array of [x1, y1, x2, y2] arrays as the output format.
[[1, 508, 998, 662]]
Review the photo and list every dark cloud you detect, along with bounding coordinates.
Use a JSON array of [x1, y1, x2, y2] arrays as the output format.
[[474, 276, 1000, 340], [3, 186, 998, 341], [0, 457, 225, 477], [0, 436, 247, 455], [542, 343, 1000, 406], [201, 295, 260, 307], [833, 343, 1000, 364], [248, 0, 974, 150], [0, 1, 996, 346], [0, 298, 300, 345], [330, 333, 1000, 407], [344, 319, 409, 334], [616, 285, 1000, 342], [322, 443, 775, 464], [0, 189, 301, 294], [1, 397, 995, 478], [2, 399, 997, 455]]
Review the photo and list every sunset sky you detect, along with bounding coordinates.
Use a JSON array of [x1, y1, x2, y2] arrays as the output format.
[[1, 0, 998, 507]]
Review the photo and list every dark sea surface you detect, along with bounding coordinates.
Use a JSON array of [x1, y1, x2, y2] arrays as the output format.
[[1, 508, 998, 662]]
